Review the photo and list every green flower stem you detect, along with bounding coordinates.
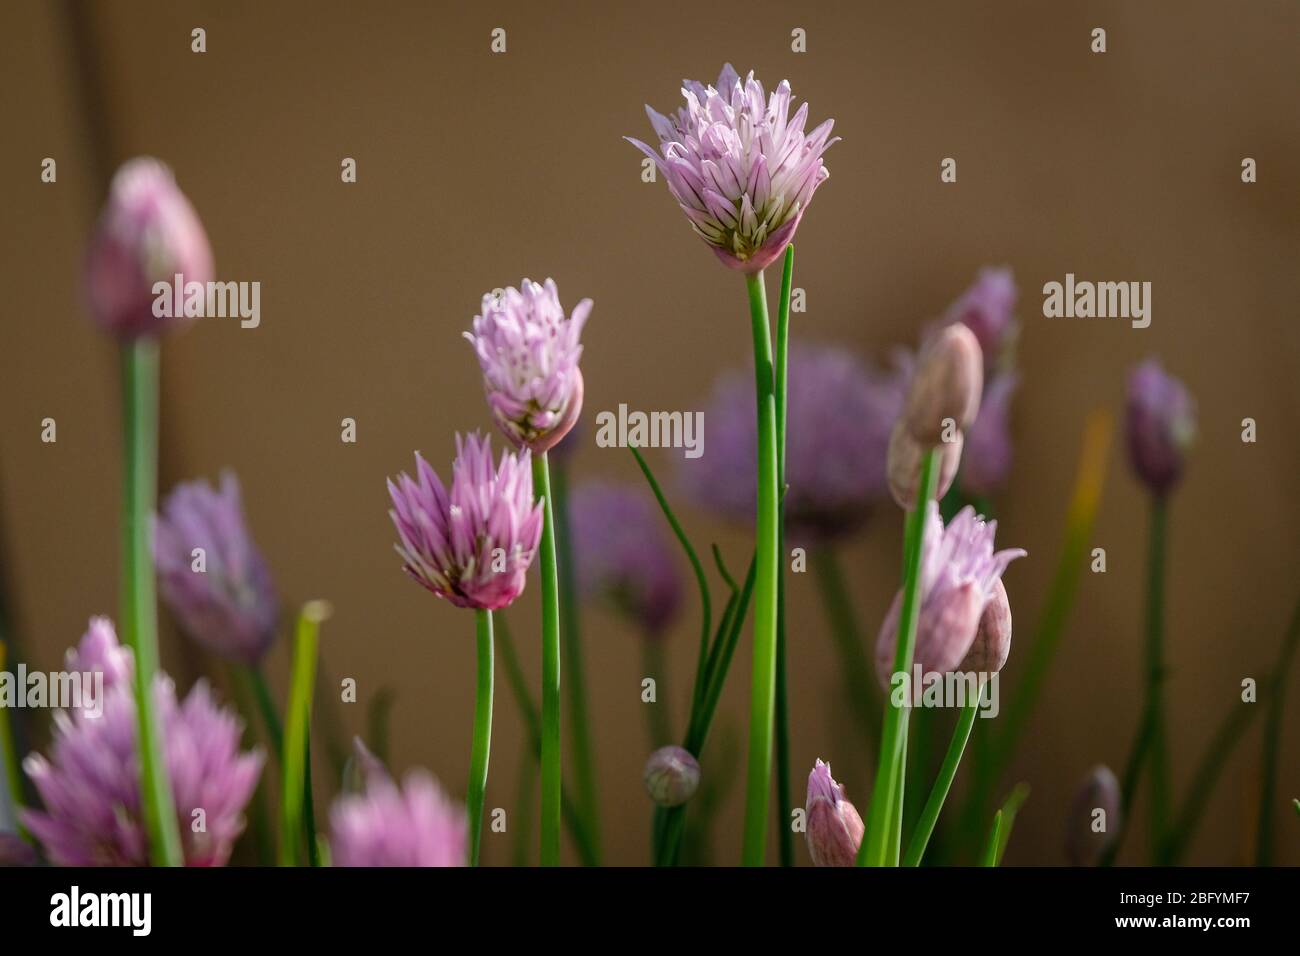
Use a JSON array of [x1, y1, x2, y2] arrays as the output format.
[[858, 448, 940, 867], [0, 641, 25, 830], [1144, 498, 1171, 863], [467, 608, 495, 866], [979, 811, 1003, 867], [993, 783, 1030, 866], [1254, 593, 1300, 865], [532, 452, 562, 866], [303, 729, 320, 867], [278, 601, 328, 866], [812, 550, 881, 753], [120, 340, 182, 867], [643, 639, 671, 746], [903, 689, 983, 866], [512, 743, 537, 866], [248, 664, 284, 762], [628, 447, 711, 710], [551, 461, 600, 863], [774, 245, 794, 868], [741, 269, 780, 866], [495, 613, 596, 866]]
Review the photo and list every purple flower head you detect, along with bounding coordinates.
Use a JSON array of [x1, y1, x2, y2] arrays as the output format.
[[466, 279, 590, 455], [682, 343, 907, 541], [154, 472, 279, 664], [22, 621, 263, 866], [1065, 765, 1121, 866], [944, 267, 1018, 362], [64, 616, 134, 694], [628, 64, 837, 273], [569, 481, 682, 636], [329, 769, 467, 867], [84, 157, 214, 339], [388, 433, 544, 611], [961, 372, 1018, 497], [805, 759, 863, 867], [875, 504, 1026, 691], [1126, 359, 1196, 496]]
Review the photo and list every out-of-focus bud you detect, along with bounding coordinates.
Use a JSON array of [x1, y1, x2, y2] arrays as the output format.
[[959, 578, 1013, 674], [84, 157, 213, 339], [961, 373, 1018, 497], [1126, 359, 1196, 497], [643, 746, 700, 807], [886, 420, 962, 510], [1065, 765, 1121, 866], [342, 736, 390, 794], [805, 759, 864, 867], [944, 267, 1018, 362], [901, 323, 983, 445]]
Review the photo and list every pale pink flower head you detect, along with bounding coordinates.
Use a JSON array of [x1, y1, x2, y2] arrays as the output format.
[[875, 504, 1025, 691], [329, 769, 467, 867], [805, 759, 863, 867], [22, 620, 263, 866], [628, 64, 837, 273], [84, 157, 213, 339], [466, 279, 590, 455], [387, 433, 543, 611]]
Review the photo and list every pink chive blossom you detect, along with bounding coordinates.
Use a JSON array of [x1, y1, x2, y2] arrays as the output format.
[[628, 64, 838, 273], [465, 279, 590, 455], [875, 505, 1026, 692], [569, 480, 683, 636], [387, 433, 543, 611], [22, 620, 263, 866], [154, 472, 279, 664], [84, 157, 214, 339], [329, 769, 467, 867], [805, 759, 864, 867]]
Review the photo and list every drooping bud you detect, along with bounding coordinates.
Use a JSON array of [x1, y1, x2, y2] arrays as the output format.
[[1126, 359, 1195, 497], [642, 746, 700, 807], [805, 759, 864, 867], [886, 420, 962, 510], [901, 323, 983, 445], [1065, 765, 1121, 866]]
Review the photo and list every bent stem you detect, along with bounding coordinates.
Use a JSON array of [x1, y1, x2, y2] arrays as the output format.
[[741, 269, 780, 866], [532, 452, 562, 866], [858, 448, 940, 867], [468, 608, 495, 866], [904, 687, 983, 866], [120, 339, 182, 867]]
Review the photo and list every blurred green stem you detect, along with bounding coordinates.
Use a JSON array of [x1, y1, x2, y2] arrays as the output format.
[[279, 601, 327, 866], [904, 689, 983, 866], [1144, 499, 1171, 863], [532, 452, 562, 866]]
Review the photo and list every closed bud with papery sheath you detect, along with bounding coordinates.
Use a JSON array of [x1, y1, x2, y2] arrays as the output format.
[[643, 746, 700, 807], [465, 279, 589, 455], [959, 578, 1013, 674], [886, 419, 963, 510], [84, 157, 213, 339], [805, 759, 863, 867], [901, 323, 984, 445], [1065, 765, 1121, 866], [154, 472, 279, 664], [876, 505, 1025, 691], [627, 64, 837, 273], [1126, 359, 1196, 497]]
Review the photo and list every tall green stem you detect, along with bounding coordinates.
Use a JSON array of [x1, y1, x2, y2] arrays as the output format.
[[774, 245, 794, 867], [552, 462, 600, 862], [120, 339, 182, 867], [467, 608, 495, 866], [279, 601, 327, 866], [741, 270, 779, 866], [533, 452, 562, 866], [904, 687, 983, 866], [1145, 499, 1170, 862], [858, 448, 939, 866]]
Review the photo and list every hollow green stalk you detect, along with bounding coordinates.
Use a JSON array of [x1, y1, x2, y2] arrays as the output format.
[[741, 269, 780, 866], [279, 601, 328, 866], [904, 687, 984, 866], [468, 608, 494, 866], [120, 339, 182, 867], [774, 245, 794, 867], [858, 448, 940, 867], [532, 452, 562, 866]]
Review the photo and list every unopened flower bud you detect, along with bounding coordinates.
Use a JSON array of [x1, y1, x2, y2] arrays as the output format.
[[876, 580, 984, 694], [1126, 359, 1195, 497], [643, 746, 700, 807], [1065, 765, 1121, 866], [959, 578, 1013, 674], [901, 323, 983, 444], [805, 759, 863, 867], [886, 420, 962, 510], [84, 157, 213, 339]]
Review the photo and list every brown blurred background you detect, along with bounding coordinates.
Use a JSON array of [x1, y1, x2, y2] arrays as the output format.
[[1, 0, 1297, 865]]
